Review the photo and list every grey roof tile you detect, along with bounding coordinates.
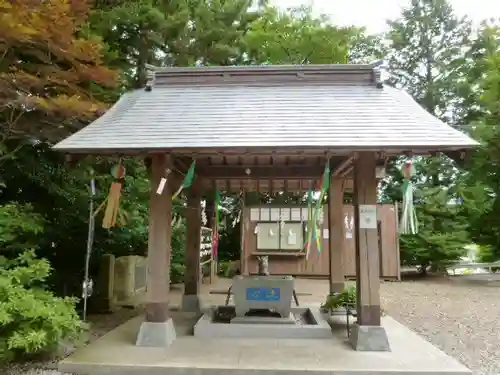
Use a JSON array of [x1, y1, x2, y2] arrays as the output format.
[[53, 82, 477, 153]]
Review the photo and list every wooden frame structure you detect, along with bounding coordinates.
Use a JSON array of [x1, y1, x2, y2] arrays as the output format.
[[240, 203, 400, 280], [54, 63, 477, 349]]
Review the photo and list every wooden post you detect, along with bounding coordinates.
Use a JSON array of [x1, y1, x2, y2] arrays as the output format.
[[182, 176, 202, 312], [240, 199, 246, 276], [350, 152, 390, 351], [353, 152, 381, 326], [136, 154, 176, 347], [394, 201, 401, 281], [205, 198, 216, 282], [328, 177, 345, 294]]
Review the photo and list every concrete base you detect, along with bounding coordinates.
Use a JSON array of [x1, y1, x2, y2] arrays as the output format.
[[349, 323, 391, 352], [194, 307, 333, 339], [231, 312, 296, 325], [59, 314, 471, 375], [135, 318, 176, 347], [181, 294, 201, 313]]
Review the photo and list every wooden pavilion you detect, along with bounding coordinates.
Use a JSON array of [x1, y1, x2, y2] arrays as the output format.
[[53, 63, 477, 350]]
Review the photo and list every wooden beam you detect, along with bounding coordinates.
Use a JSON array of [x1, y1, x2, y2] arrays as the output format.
[[353, 152, 381, 326], [332, 154, 356, 177], [198, 165, 325, 179]]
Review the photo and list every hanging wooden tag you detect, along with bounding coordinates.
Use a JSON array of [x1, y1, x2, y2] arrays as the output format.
[[156, 177, 167, 195]]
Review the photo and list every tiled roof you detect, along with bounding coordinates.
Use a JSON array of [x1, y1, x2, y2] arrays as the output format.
[[53, 64, 477, 153]]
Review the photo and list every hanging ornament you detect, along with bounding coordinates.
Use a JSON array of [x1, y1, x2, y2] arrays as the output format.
[[201, 206, 207, 226], [399, 159, 418, 234], [110, 164, 126, 179], [279, 212, 285, 229], [94, 162, 128, 229], [156, 168, 171, 195]]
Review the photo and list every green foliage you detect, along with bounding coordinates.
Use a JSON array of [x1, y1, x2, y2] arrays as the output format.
[[90, 0, 262, 87], [399, 186, 469, 271], [381, 0, 484, 271], [386, 0, 471, 120], [321, 286, 356, 309], [0, 201, 85, 362], [477, 245, 496, 263], [171, 222, 187, 284], [243, 6, 354, 64], [218, 260, 240, 278], [457, 24, 500, 259], [0, 251, 85, 362], [0, 203, 44, 254]]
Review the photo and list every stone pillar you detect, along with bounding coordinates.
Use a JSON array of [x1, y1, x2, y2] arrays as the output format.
[[136, 154, 176, 347], [349, 152, 390, 351], [181, 177, 202, 312], [328, 177, 345, 294]]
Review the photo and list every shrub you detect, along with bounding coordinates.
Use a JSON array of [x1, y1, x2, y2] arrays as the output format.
[[477, 244, 497, 263], [321, 285, 356, 309], [218, 260, 239, 278], [0, 250, 86, 362], [0, 203, 44, 254]]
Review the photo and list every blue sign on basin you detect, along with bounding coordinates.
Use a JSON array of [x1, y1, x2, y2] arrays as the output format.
[[246, 287, 281, 302]]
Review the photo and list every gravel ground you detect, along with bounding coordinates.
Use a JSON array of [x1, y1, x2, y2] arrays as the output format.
[[381, 275, 500, 375], [4, 276, 499, 375]]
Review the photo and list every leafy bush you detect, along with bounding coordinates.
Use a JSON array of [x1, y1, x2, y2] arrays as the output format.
[[321, 286, 356, 309], [477, 244, 497, 263], [170, 220, 186, 284], [0, 203, 44, 254], [218, 260, 239, 278], [0, 250, 86, 362]]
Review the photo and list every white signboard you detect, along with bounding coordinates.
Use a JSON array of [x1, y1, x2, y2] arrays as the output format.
[[359, 205, 377, 229]]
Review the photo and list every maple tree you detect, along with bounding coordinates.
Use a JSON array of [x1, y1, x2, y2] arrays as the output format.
[[0, 0, 118, 151]]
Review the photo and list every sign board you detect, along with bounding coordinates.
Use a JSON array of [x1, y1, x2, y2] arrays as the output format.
[[359, 205, 377, 229], [246, 287, 281, 302]]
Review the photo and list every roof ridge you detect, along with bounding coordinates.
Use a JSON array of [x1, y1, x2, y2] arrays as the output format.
[[147, 64, 382, 88]]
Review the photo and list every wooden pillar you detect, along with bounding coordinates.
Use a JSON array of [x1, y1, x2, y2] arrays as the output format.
[[182, 177, 202, 311], [328, 177, 345, 294], [353, 152, 381, 326], [205, 198, 216, 283], [205, 199, 214, 229], [137, 154, 177, 347], [144, 154, 173, 322]]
